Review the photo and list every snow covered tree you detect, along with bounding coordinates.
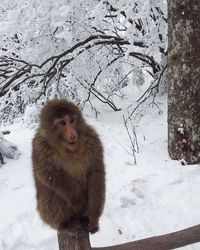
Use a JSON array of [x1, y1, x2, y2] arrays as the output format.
[[168, 0, 200, 164], [0, 0, 167, 123]]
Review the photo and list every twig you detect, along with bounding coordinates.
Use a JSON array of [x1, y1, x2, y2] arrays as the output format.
[[123, 115, 139, 165]]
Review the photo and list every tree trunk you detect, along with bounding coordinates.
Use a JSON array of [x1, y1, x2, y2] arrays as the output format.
[[168, 0, 200, 164], [57, 222, 91, 250]]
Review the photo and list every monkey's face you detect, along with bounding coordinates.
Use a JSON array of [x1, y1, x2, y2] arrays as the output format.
[[54, 115, 78, 152]]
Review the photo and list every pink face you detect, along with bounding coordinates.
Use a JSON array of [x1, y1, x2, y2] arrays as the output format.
[[54, 115, 78, 152]]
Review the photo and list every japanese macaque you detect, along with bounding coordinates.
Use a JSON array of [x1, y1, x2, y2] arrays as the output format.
[[32, 99, 105, 233]]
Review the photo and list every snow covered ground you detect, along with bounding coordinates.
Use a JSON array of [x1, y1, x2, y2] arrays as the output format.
[[0, 96, 200, 250]]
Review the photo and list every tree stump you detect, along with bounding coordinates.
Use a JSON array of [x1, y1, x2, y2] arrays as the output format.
[[0, 132, 20, 163], [57, 222, 91, 250]]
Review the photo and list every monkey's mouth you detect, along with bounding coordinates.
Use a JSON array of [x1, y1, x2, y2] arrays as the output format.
[[68, 141, 76, 145], [64, 141, 78, 151]]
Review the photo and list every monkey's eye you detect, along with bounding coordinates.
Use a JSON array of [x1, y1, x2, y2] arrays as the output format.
[[69, 117, 76, 124], [59, 120, 66, 126]]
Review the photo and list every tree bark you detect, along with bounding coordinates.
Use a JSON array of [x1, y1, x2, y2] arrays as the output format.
[[168, 0, 200, 164], [57, 223, 91, 250]]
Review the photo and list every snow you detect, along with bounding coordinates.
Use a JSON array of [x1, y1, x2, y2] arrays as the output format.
[[0, 98, 200, 250]]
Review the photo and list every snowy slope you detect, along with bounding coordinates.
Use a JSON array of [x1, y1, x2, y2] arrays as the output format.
[[0, 97, 200, 250]]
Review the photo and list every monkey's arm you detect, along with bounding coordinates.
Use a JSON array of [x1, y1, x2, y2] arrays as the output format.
[[35, 161, 83, 207], [87, 160, 105, 234]]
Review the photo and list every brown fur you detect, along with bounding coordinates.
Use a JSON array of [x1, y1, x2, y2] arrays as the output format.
[[32, 99, 105, 233]]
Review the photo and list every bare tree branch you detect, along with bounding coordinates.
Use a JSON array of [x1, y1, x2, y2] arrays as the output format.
[[93, 224, 200, 250]]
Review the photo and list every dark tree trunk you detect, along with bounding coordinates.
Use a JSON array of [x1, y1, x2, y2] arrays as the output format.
[[168, 0, 200, 164]]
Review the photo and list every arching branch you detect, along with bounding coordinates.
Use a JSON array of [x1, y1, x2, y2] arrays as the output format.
[[93, 224, 200, 250], [0, 34, 160, 97]]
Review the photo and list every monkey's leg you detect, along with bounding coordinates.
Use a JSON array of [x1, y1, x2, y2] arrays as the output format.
[[59, 216, 89, 231]]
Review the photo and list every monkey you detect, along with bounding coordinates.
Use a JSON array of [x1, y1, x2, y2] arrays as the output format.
[[32, 99, 105, 234]]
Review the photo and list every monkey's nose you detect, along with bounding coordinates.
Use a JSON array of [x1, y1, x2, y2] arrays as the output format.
[[69, 135, 76, 141]]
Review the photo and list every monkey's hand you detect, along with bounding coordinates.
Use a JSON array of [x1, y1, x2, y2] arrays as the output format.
[[70, 195, 85, 211], [89, 217, 99, 234], [69, 182, 86, 212]]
